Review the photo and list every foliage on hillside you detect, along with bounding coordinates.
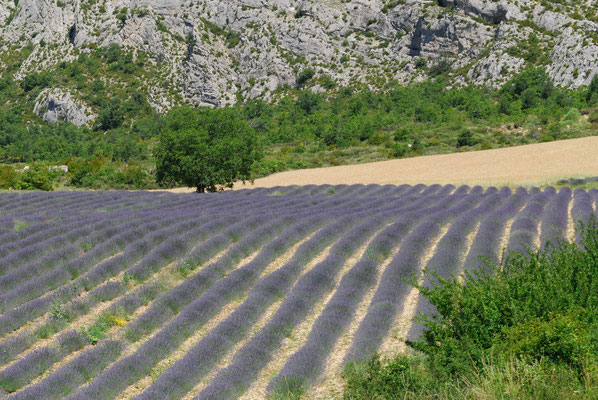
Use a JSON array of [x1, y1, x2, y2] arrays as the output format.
[[343, 221, 598, 400], [0, 53, 597, 190]]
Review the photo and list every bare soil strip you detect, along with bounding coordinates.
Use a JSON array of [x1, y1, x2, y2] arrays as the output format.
[[498, 217, 516, 267], [567, 196, 575, 243], [458, 221, 482, 281], [534, 213, 544, 251]]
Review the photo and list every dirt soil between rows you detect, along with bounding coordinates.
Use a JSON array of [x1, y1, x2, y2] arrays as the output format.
[[165, 136, 598, 192]]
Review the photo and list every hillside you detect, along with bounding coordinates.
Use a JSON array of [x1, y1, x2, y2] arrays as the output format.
[[0, 0, 597, 192], [1, 0, 597, 125]]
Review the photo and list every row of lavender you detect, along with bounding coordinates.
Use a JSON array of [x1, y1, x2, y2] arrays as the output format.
[[0, 185, 596, 399]]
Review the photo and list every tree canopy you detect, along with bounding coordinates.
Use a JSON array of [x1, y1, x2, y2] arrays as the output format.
[[155, 106, 262, 192]]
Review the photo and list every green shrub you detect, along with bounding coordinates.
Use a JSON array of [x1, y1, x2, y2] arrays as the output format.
[[414, 58, 427, 69], [456, 129, 478, 147], [493, 308, 597, 373], [0, 165, 17, 189], [20, 72, 53, 92], [393, 127, 410, 142], [390, 142, 410, 158], [13, 165, 57, 191], [414, 223, 598, 378], [587, 74, 598, 104], [428, 59, 452, 77], [343, 355, 437, 399], [559, 107, 583, 128], [97, 99, 125, 130], [343, 222, 598, 399], [296, 68, 315, 87]]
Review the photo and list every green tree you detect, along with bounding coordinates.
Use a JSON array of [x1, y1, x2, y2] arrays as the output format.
[[97, 99, 124, 131], [587, 74, 598, 104], [155, 106, 262, 192]]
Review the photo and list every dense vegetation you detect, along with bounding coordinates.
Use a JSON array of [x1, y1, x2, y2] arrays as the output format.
[[155, 107, 262, 192], [0, 44, 597, 190], [343, 221, 598, 400]]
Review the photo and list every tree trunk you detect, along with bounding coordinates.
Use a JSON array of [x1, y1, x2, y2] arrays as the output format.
[[196, 184, 205, 193]]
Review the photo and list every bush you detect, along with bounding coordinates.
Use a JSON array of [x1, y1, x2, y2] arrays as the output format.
[[414, 223, 598, 378], [587, 74, 598, 104], [13, 165, 58, 191], [343, 221, 598, 399], [97, 99, 125, 130], [394, 127, 410, 142], [296, 68, 315, 87], [20, 72, 53, 92], [343, 355, 433, 399], [390, 142, 410, 158], [67, 157, 152, 189], [414, 58, 427, 69], [493, 308, 597, 373], [428, 59, 452, 77], [296, 91, 322, 114], [456, 129, 478, 147], [0, 165, 17, 189], [559, 107, 582, 128]]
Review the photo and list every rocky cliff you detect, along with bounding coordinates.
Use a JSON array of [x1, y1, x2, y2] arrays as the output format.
[[1, 0, 596, 121]]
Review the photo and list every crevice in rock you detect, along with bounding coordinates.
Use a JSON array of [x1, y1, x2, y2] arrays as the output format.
[[68, 24, 77, 45], [408, 17, 424, 56]]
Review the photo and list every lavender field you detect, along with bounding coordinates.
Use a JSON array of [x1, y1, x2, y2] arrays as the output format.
[[0, 184, 596, 400]]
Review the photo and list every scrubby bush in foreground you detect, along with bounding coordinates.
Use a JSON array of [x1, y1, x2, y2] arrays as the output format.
[[343, 220, 598, 399]]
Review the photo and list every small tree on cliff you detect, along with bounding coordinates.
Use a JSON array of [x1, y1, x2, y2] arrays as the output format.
[[155, 106, 262, 192]]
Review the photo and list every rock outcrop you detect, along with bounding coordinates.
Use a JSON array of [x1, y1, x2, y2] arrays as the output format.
[[33, 88, 95, 127]]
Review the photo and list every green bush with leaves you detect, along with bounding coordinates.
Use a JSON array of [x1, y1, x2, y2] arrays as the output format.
[[12, 164, 60, 191], [296, 68, 315, 87], [456, 129, 478, 147], [343, 220, 598, 399]]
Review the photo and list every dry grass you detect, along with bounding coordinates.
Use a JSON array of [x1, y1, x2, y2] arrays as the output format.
[[234, 136, 598, 189]]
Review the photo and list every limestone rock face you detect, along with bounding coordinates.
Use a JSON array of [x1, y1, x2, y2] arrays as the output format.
[[0, 0, 596, 110], [33, 88, 95, 127], [548, 28, 598, 88]]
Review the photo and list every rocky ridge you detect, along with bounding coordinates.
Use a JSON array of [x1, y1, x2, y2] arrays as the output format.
[[0, 0, 596, 124]]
